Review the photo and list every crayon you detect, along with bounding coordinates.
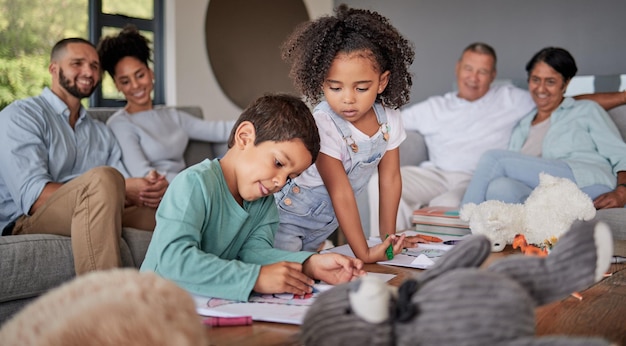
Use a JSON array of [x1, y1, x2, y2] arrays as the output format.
[[203, 316, 253, 327], [385, 234, 394, 260], [417, 234, 443, 243]]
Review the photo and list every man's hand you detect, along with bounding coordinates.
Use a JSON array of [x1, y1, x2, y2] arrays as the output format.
[[302, 253, 365, 285], [253, 262, 314, 296], [125, 170, 168, 208], [29, 182, 62, 215], [594, 189, 626, 209]]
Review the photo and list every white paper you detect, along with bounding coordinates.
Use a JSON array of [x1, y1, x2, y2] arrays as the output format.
[[193, 272, 396, 325], [411, 254, 435, 267]]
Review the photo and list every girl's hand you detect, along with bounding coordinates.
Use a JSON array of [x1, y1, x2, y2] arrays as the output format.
[[370, 233, 406, 262], [402, 234, 442, 248]]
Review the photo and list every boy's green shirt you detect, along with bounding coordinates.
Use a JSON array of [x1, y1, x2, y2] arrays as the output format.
[[141, 159, 313, 301]]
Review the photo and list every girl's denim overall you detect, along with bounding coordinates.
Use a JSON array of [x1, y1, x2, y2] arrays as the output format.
[[274, 102, 390, 251]]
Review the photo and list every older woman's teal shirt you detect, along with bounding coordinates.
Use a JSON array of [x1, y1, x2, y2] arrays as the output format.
[[509, 97, 626, 188]]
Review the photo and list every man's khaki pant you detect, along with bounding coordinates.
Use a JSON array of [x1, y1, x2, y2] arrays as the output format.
[[12, 166, 156, 274]]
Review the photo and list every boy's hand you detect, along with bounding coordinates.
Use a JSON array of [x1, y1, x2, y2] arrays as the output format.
[[254, 262, 314, 296], [302, 253, 365, 285]]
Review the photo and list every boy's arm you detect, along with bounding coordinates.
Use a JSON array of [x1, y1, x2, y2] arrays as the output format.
[[316, 153, 400, 263], [235, 197, 322, 296], [238, 198, 364, 292], [237, 198, 313, 264], [142, 170, 262, 302]]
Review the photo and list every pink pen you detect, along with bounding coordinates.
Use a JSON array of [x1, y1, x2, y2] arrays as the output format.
[[202, 316, 253, 327]]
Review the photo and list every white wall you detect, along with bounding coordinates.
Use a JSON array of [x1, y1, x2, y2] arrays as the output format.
[[340, 0, 626, 105], [166, 1, 626, 117], [165, 0, 333, 120]]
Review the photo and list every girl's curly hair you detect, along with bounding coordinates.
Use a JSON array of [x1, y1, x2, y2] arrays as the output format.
[[97, 25, 152, 79], [281, 4, 414, 109]]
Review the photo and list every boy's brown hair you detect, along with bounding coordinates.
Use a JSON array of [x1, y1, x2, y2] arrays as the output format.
[[228, 94, 320, 165]]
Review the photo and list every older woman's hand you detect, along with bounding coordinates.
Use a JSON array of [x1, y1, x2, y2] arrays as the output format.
[[593, 189, 626, 209]]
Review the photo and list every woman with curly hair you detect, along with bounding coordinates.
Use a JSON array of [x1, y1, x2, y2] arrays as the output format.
[[97, 26, 233, 184], [274, 5, 422, 263]]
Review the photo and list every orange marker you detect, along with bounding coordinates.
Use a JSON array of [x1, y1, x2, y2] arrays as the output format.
[[417, 234, 443, 243]]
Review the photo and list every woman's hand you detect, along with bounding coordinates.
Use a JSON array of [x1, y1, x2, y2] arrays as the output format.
[[594, 189, 626, 209], [125, 171, 169, 208]]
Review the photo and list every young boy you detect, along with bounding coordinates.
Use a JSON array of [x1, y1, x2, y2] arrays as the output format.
[[140, 94, 365, 301]]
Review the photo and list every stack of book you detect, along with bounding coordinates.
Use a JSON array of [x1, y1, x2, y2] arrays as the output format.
[[412, 206, 471, 236]]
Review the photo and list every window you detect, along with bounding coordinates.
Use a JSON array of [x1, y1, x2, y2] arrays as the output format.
[[0, 0, 88, 109], [0, 0, 161, 110], [90, 0, 163, 107]]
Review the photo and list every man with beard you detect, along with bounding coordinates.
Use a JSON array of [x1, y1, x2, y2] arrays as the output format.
[[0, 38, 166, 275]]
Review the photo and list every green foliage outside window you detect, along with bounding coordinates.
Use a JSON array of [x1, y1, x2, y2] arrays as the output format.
[[0, 0, 153, 110], [0, 0, 88, 110]]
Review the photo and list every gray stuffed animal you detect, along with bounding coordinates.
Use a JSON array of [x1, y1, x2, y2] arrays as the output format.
[[300, 220, 614, 346]]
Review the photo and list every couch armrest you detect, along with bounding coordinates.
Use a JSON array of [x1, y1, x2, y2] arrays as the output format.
[[608, 104, 626, 141]]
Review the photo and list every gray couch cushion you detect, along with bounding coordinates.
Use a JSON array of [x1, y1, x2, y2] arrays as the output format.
[[0, 228, 153, 326], [0, 229, 151, 305], [608, 104, 626, 140], [399, 130, 428, 167], [0, 234, 75, 304], [122, 227, 154, 267]]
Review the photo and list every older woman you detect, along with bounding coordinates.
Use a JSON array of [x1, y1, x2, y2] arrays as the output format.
[[461, 47, 626, 209]]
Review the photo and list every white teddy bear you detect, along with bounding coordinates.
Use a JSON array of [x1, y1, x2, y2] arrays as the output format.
[[460, 173, 597, 252]]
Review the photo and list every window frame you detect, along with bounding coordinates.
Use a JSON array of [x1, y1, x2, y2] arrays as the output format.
[[89, 0, 164, 107]]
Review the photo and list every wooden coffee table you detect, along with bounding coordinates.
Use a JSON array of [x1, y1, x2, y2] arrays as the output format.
[[203, 248, 626, 346]]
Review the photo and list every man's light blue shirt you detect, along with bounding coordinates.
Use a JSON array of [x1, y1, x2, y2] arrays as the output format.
[[0, 87, 128, 230]]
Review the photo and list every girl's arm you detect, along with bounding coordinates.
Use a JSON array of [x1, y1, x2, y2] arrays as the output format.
[[316, 153, 402, 263], [376, 147, 401, 239], [377, 148, 423, 248]]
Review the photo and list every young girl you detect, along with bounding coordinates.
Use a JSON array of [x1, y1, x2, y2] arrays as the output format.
[[274, 5, 419, 263]]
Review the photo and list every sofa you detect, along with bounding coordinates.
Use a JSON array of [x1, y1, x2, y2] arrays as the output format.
[[358, 103, 626, 257], [0, 106, 228, 325]]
